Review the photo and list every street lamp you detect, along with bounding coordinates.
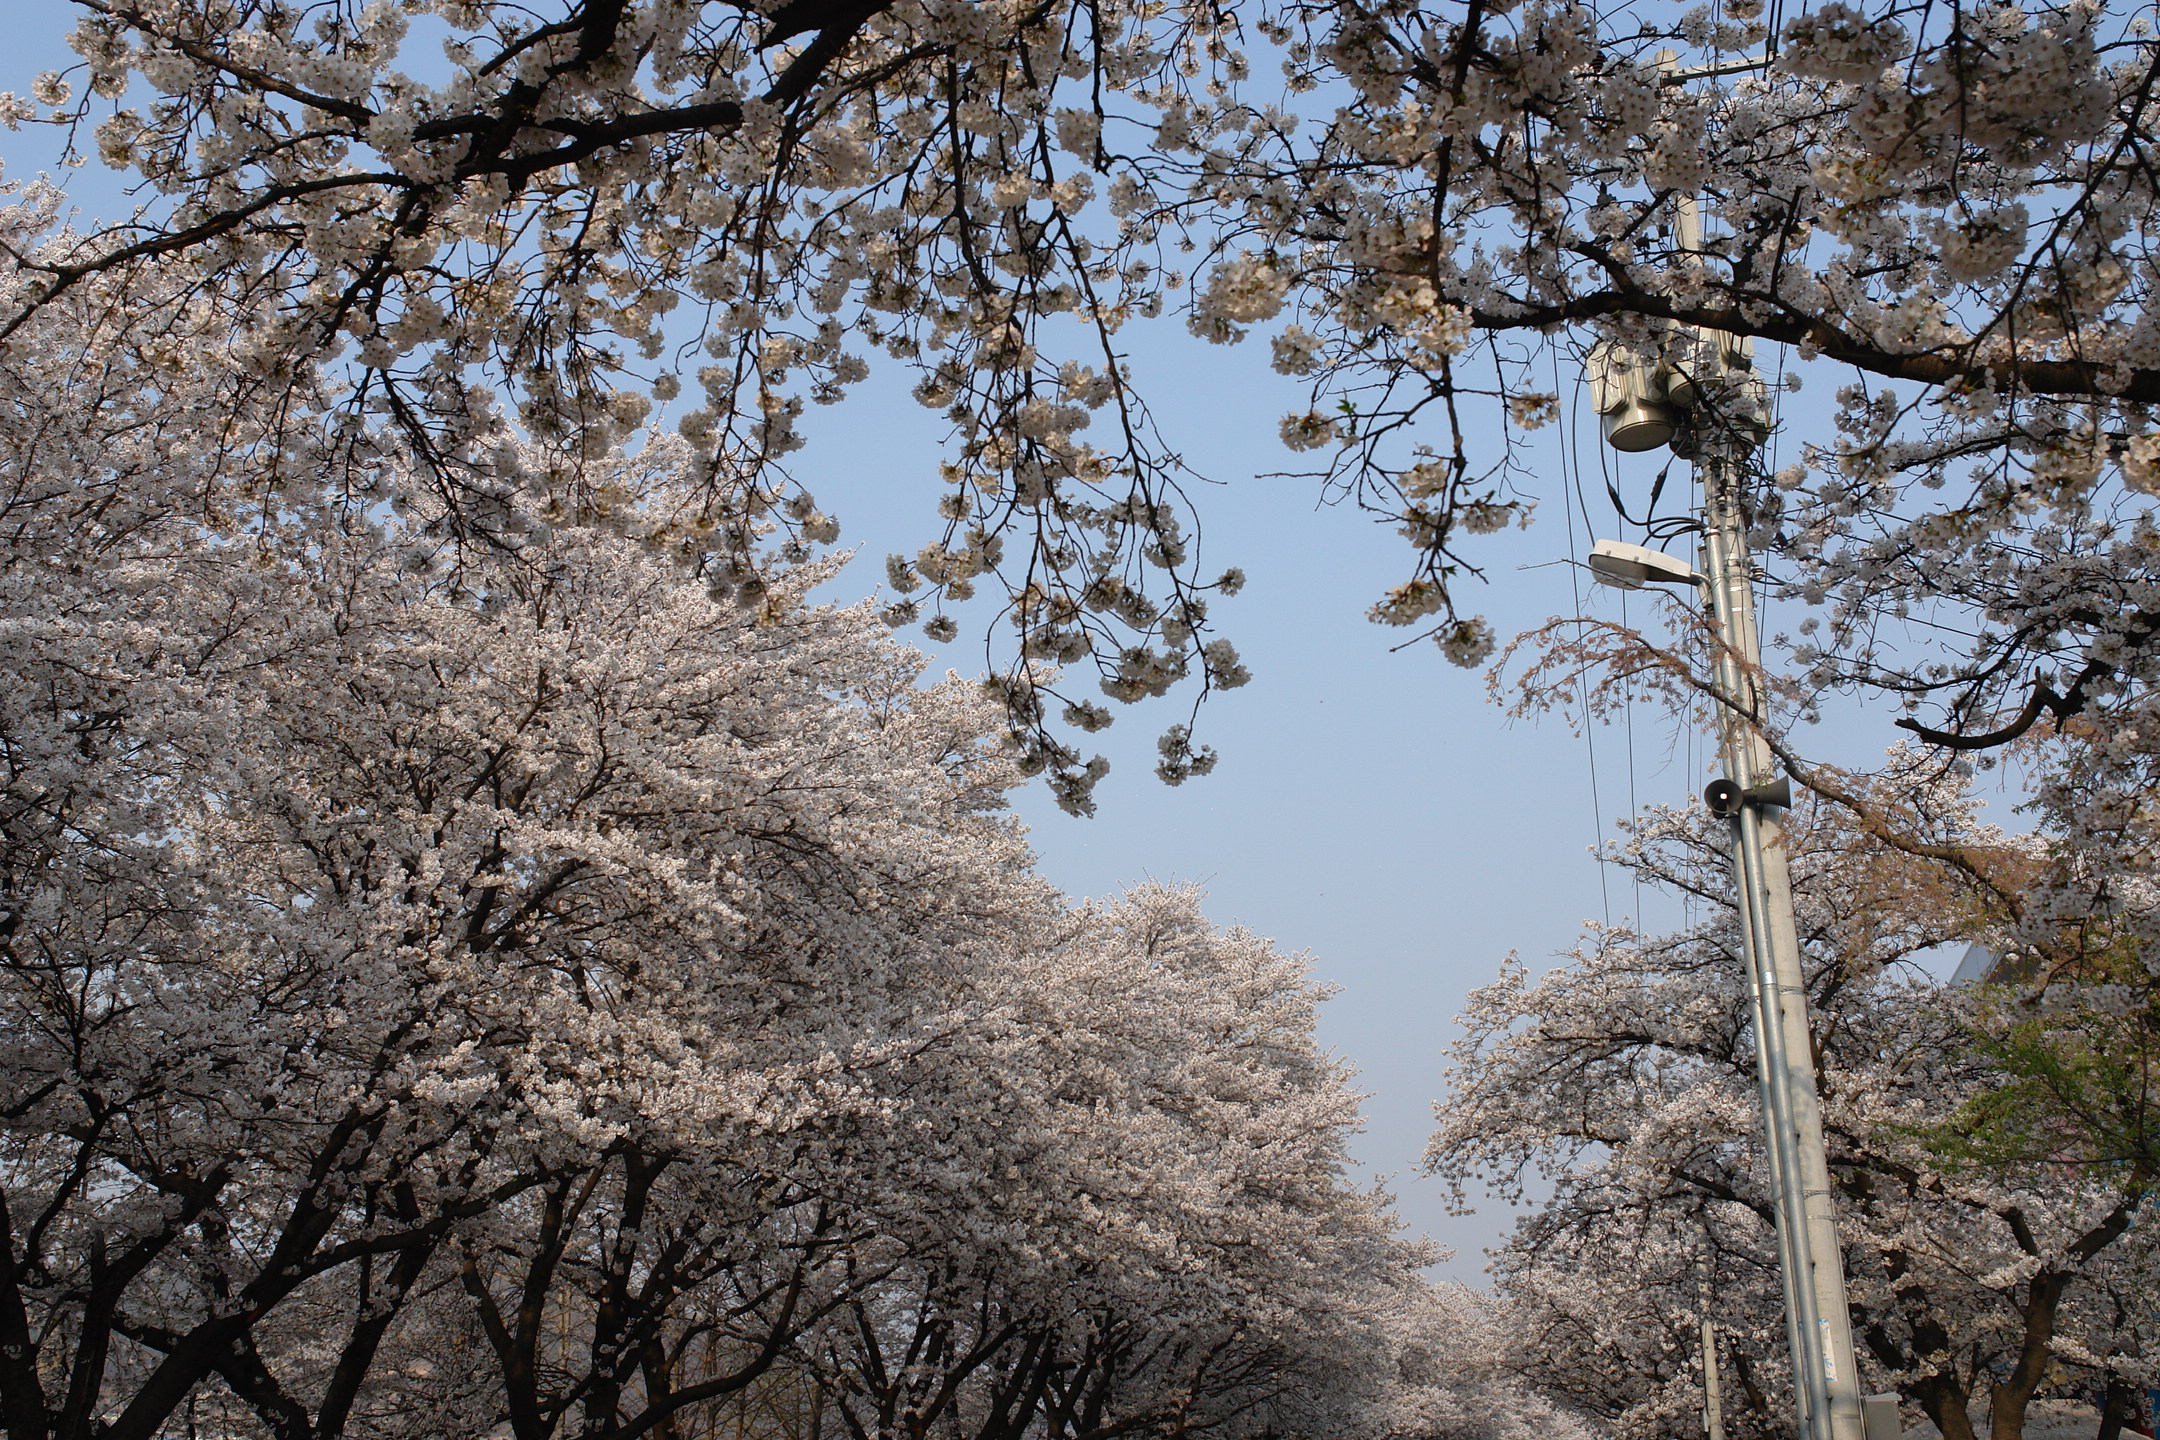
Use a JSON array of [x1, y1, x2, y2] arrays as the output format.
[[1585, 537, 1706, 591]]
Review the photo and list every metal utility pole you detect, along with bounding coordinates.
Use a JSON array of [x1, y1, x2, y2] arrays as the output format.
[[1583, 191, 1866, 1440], [1699, 404, 1866, 1440]]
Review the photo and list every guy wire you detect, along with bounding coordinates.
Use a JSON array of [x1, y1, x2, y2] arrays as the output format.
[[1621, 584, 1643, 925], [1586, 366, 1645, 928], [1557, 345, 1614, 928]]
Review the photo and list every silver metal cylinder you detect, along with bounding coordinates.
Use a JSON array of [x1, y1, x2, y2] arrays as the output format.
[[1601, 398, 1678, 452]]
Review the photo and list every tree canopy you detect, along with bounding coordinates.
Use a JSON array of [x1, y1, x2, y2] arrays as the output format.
[[9, 0, 2160, 812]]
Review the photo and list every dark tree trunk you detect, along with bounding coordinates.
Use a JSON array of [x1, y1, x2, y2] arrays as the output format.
[[2096, 1379, 2137, 1440]]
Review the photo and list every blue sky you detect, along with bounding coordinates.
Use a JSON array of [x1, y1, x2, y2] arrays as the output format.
[[1, 3, 1982, 1278]]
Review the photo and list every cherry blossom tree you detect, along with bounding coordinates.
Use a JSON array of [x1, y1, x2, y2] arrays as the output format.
[[0, 222, 1052, 1433], [0, 0, 1280, 810], [1380, 1278, 1599, 1440], [795, 885, 1423, 1440], [14, 0, 2160, 806], [0, 206, 1530, 1440], [1428, 775, 2155, 1440]]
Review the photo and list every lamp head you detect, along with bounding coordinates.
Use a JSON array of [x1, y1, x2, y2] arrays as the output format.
[[1586, 539, 1705, 590]]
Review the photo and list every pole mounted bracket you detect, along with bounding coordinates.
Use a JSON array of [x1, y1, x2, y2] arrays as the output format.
[[1704, 776, 1793, 816]]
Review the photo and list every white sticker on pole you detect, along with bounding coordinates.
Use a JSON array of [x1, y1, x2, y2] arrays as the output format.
[[1820, 1319, 1837, 1381]]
